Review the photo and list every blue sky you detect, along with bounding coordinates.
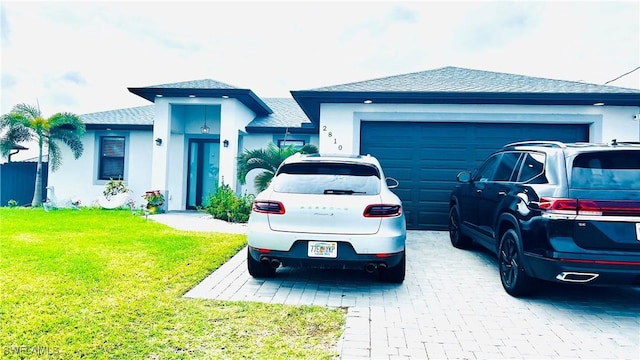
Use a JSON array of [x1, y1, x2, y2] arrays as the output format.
[[1, 0, 639, 116]]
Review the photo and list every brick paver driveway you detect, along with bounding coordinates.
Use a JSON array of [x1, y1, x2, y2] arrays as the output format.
[[185, 230, 640, 359]]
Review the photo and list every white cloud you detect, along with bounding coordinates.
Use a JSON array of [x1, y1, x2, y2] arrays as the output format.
[[1, 0, 638, 117]]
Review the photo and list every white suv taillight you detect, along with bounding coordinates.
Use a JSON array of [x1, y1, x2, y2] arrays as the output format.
[[363, 204, 402, 217], [252, 200, 285, 214]]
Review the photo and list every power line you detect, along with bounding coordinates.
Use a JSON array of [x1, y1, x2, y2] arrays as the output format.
[[604, 66, 640, 85]]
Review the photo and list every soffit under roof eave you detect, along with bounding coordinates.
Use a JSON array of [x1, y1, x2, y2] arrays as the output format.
[[244, 126, 318, 134], [127, 87, 273, 116], [86, 124, 153, 131], [291, 90, 640, 125]]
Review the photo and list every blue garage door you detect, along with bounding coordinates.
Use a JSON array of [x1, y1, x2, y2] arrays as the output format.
[[361, 122, 589, 230]]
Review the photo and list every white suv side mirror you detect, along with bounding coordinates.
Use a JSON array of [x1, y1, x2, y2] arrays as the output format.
[[386, 177, 399, 189]]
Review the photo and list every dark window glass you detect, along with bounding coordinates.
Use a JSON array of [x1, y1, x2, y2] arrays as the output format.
[[99, 136, 125, 180], [493, 152, 521, 181], [518, 152, 547, 183], [473, 154, 500, 182], [571, 150, 640, 189], [274, 162, 380, 194], [278, 139, 305, 149]]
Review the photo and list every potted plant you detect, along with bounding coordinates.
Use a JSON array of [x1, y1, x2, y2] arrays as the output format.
[[99, 178, 131, 209], [103, 178, 130, 200], [142, 190, 164, 213]]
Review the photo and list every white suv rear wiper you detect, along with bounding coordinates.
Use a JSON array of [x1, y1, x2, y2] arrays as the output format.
[[323, 189, 366, 195]]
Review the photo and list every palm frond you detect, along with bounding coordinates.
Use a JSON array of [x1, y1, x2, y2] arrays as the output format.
[[254, 171, 275, 192], [11, 103, 40, 119], [0, 126, 34, 156], [48, 141, 62, 171], [299, 144, 319, 154], [237, 141, 320, 188], [48, 112, 86, 137], [49, 127, 84, 159]]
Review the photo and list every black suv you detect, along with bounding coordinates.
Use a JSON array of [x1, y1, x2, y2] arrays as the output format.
[[448, 140, 640, 297]]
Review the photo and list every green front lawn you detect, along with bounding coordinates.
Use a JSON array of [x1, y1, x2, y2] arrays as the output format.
[[0, 208, 344, 359]]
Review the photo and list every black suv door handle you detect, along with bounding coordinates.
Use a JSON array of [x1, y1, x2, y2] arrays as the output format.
[[498, 191, 507, 197], [476, 189, 482, 193]]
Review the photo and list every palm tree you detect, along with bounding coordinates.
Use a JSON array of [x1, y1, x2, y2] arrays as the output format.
[[0, 103, 85, 207], [237, 142, 318, 192]]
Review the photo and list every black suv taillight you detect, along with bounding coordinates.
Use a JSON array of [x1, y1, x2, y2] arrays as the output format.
[[252, 200, 285, 214], [538, 198, 578, 214], [363, 204, 402, 217], [539, 197, 640, 216]]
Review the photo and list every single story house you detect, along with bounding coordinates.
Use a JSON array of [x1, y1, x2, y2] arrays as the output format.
[[49, 66, 640, 230]]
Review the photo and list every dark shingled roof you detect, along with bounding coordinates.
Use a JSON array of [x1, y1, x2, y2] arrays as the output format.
[[292, 66, 640, 125], [311, 66, 640, 93], [245, 98, 313, 133], [81, 105, 154, 130], [79, 99, 312, 132], [143, 79, 240, 89]]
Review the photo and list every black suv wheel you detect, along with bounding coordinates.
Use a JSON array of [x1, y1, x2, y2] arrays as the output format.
[[448, 205, 472, 249], [499, 229, 533, 296]]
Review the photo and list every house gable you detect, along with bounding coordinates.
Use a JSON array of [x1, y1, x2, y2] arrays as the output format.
[[128, 79, 273, 116]]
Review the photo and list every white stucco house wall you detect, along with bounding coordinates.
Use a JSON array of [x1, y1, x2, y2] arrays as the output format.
[[46, 66, 640, 229]]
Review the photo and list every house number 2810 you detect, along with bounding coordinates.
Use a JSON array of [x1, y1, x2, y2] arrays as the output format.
[[322, 126, 343, 151]]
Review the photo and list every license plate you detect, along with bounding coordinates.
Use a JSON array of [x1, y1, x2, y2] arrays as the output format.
[[308, 241, 337, 258], [636, 223, 640, 241]]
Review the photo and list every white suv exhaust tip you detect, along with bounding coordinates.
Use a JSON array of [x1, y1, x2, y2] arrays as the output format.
[[555, 272, 599, 283], [260, 257, 281, 269]]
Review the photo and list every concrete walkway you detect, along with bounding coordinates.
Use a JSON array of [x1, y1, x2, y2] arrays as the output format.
[[151, 212, 640, 359]]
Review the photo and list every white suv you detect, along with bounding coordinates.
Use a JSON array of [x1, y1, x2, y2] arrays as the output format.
[[247, 153, 407, 283]]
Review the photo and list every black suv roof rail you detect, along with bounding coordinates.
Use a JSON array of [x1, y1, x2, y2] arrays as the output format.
[[611, 139, 640, 146], [503, 140, 567, 149]]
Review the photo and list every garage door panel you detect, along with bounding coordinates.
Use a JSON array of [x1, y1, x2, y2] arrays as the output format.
[[383, 166, 414, 181], [419, 182, 457, 192], [393, 188, 413, 198], [362, 121, 589, 230], [417, 209, 449, 229], [420, 191, 450, 205], [421, 167, 461, 178], [427, 149, 470, 158]]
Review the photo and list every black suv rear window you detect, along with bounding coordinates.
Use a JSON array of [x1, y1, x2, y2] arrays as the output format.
[[571, 150, 640, 190], [273, 162, 381, 194]]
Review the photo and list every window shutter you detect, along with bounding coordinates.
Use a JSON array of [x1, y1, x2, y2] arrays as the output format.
[[102, 137, 125, 157], [100, 137, 125, 179]]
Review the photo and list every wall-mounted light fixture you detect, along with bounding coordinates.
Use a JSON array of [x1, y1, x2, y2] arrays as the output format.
[[155, 138, 162, 146], [223, 139, 229, 148], [201, 106, 210, 134]]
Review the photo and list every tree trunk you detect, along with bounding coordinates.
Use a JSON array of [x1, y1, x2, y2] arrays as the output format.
[[31, 137, 44, 207]]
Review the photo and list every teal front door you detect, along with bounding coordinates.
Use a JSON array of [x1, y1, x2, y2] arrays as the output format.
[[187, 139, 219, 209]]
